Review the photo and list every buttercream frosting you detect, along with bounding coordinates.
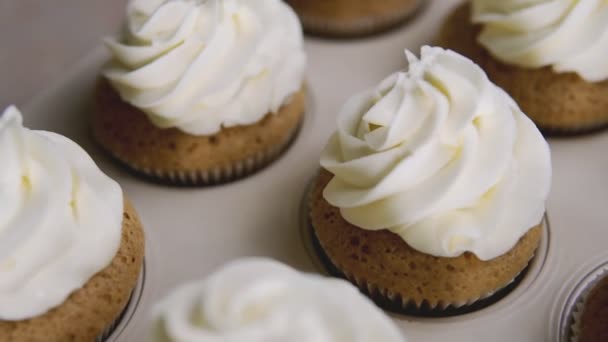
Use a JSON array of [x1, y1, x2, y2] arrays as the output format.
[[152, 258, 406, 342], [104, 0, 306, 135], [0, 106, 123, 320], [320, 46, 551, 261], [472, 0, 608, 82]]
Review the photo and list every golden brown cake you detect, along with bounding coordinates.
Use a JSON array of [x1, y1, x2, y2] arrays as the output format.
[[438, 4, 608, 134], [286, 0, 422, 37], [96, 0, 307, 185], [310, 170, 541, 310], [0, 200, 145, 342], [93, 80, 305, 185]]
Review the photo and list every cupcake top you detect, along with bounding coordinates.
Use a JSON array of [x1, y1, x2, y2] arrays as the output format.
[[152, 258, 406, 342], [0, 107, 123, 320], [472, 0, 608, 82], [320, 46, 551, 261], [104, 0, 306, 135]]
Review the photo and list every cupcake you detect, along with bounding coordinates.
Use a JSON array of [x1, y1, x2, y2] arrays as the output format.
[[0, 106, 145, 341], [151, 258, 407, 341], [572, 275, 608, 342], [561, 262, 608, 342], [310, 46, 552, 312], [438, 1, 608, 134], [94, 0, 307, 185], [285, 0, 422, 38]]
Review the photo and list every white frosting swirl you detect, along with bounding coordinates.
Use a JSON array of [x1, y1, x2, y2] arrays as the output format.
[[0, 107, 123, 320], [472, 0, 608, 82], [320, 46, 551, 261], [152, 258, 406, 342], [104, 0, 306, 135]]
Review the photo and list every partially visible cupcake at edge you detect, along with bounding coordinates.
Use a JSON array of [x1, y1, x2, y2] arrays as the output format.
[[571, 272, 608, 342], [285, 0, 422, 38], [309, 46, 552, 311], [438, 0, 608, 134], [151, 258, 407, 342], [94, 0, 307, 185], [0, 107, 145, 341]]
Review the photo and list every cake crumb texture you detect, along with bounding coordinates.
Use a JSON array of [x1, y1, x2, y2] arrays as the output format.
[[93, 79, 305, 182], [310, 169, 542, 308]]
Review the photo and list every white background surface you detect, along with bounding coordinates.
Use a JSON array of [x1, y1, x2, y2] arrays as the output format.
[[7, 0, 608, 341], [0, 0, 127, 108]]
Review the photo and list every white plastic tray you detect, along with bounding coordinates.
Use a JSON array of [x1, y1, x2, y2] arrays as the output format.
[[21, 1, 608, 341]]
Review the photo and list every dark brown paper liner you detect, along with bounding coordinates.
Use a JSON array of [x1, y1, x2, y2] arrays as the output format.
[[303, 172, 538, 317], [562, 263, 608, 342], [538, 122, 608, 137], [96, 313, 125, 342], [293, 0, 423, 38], [308, 218, 535, 317], [96, 262, 145, 342], [95, 117, 302, 187]]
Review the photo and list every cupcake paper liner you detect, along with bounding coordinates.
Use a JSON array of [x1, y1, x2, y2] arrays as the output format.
[[308, 219, 536, 317], [96, 261, 146, 342], [96, 311, 126, 342], [302, 175, 542, 317], [561, 262, 608, 342], [295, 0, 423, 38], [538, 121, 608, 138], [95, 117, 303, 187]]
